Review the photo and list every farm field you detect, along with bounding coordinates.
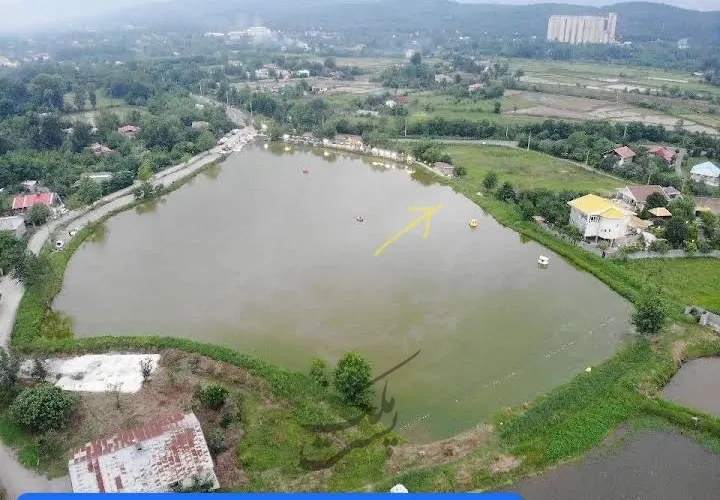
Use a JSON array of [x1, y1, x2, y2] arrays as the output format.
[[619, 258, 720, 311], [444, 144, 623, 192], [507, 58, 720, 98]]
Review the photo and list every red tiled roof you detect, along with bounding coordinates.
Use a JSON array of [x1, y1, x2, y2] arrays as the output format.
[[68, 413, 217, 493], [12, 192, 55, 210], [395, 96, 409, 104], [613, 146, 636, 159], [625, 185, 668, 204], [648, 146, 675, 162]]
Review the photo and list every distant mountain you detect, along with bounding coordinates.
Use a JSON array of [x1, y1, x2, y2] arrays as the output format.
[[95, 0, 720, 45]]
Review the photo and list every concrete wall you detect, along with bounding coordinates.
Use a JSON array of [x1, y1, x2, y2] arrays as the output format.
[[547, 13, 617, 45]]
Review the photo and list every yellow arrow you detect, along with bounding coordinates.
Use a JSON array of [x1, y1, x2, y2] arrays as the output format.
[[374, 204, 443, 257]]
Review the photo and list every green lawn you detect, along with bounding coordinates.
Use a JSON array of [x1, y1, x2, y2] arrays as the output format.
[[407, 92, 539, 125], [445, 144, 623, 192], [619, 258, 720, 311]]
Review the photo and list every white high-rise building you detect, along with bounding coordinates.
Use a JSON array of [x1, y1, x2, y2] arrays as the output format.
[[547, 13, 617, 45]]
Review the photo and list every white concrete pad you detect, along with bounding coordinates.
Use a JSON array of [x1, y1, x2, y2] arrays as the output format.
[[20, 354, 161, 393]]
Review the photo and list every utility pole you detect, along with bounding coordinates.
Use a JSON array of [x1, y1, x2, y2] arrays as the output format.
[[250, 99, 253, 118], [199, 82, 203, 96], [226, 89, 229, 105], [623, 123, 628, 142], [505, 125, 509, 139], [585, 149, 590, 165], [527, 132, 531, 151], [404, 117, 408, 138]]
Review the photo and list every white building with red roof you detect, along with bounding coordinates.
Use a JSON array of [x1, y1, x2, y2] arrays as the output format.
[[68, 413, 219, 493], [647, 145, 676, 163], [12, 192, 61, 212], [608, 145, 636, 166]]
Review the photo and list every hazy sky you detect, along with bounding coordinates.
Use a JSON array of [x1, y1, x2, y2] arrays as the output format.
[[0, 0, 716, 32]]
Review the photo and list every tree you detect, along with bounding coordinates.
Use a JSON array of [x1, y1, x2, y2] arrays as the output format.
[[645, 192, 667, 210], [88, 89, 97, 109], [27, 204, 52, 226], [0, 231, 26, 277], [453, 165, 467, 177], [75, 177, 103, 205], [665, 217, 688, 248], [139, 358, 153, 383], [73, 88, 87, 111], [410, 52, 422, 66], [137, 162, 154, 182], [334, 352, 373, 407], [197, 129, 216, 151], [0, 348, 21, 404], [483, 171, 498, 190], [493, 101, 502, 114], [10, 383, 75, 432], [631, 287, 667, 336]]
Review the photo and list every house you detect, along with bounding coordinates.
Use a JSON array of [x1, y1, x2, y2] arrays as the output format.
[[68, 413, 219, 493], [647, 145, 676, 163], [294, 69, 310, 78], [694, 197, 720, 215], [567, 194, 635, 244], [0, 216, 26, 238], [616, 185, 671, 210], [434, 74, 454, 84], [663, 186, 682, 199], [606, 146, 636, 166], [90, 143, 114, 156], [75, 172, 113, 186], [21, 180, 40, 193], [434, 162, 454, 176], [468, 83, 484, 93], [356, 109, 379, 117], [254, 68, 269, 79], [12, 192, 61, 213], [118, 125, 140, 138], [394, 96, 409, 105], [191, 121, 210, 129], [690, 161, 720, 187], [385, 100, 396, 108], [346, 135, 363, 147]]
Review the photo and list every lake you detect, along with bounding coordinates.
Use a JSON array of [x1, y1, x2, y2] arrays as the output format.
[[54, 145, 632, 442]]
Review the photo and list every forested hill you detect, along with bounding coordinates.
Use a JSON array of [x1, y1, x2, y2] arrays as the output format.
[[107, 0, 720, 45]]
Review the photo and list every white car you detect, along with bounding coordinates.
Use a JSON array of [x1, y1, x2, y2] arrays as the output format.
[[69, 228, 79, 237]]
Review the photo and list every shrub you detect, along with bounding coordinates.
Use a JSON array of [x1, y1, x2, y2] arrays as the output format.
[[649, 239, 671, 253], [683, 240, 698, 254], [197, 385, 229, 409], [698, 240, 713, 254], [620, 241, 644, 255], [334, 352, 373, 407], [482, 171, 498, 191], [207, 428, 228, 455], [139, 357, 153, 383], [30, 357, 48, 382], [10, 384, 75, 432], [453, 165, 467, 177], [309, 357, 329, 387]]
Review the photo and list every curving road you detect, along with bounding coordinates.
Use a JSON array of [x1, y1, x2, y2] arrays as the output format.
[[0, 119, 253, 499]]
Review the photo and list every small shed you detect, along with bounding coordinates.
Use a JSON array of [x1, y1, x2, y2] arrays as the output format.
[[434, 162, 454, 176], [648, 207, 672, 218], [0, 215, 26, 238]]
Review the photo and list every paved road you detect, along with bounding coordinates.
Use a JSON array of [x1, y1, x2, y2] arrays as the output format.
[[0, 121, 254, 499]]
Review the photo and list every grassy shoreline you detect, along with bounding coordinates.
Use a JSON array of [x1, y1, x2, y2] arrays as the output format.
[[5, 143, 720, 491]]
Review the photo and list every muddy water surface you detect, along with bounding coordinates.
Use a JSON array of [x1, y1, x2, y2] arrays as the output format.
[[55, 146, 632, 441]]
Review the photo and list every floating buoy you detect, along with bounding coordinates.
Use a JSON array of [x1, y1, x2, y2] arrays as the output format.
[[585, 367, 592, 373], [302, 168, 310, 174], [469, 219, 478, 228], [356, 215, 364, 222]]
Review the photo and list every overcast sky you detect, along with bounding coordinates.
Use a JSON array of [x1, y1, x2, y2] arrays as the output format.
[[0, 0, 716, 32]]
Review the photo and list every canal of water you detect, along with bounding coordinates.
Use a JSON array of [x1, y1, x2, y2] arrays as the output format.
[[54, 145, 632, 442]]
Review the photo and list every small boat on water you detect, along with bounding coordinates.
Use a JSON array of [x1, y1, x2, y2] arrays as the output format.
[[538, 255, 550, 266], [356, 215, 364, 222], [469, 219, 478, 228], [284, 146, 291, 152], [303, 168, 310, 174]]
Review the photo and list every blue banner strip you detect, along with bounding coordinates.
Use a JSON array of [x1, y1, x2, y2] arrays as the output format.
[[20, 495, 523, 499]]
